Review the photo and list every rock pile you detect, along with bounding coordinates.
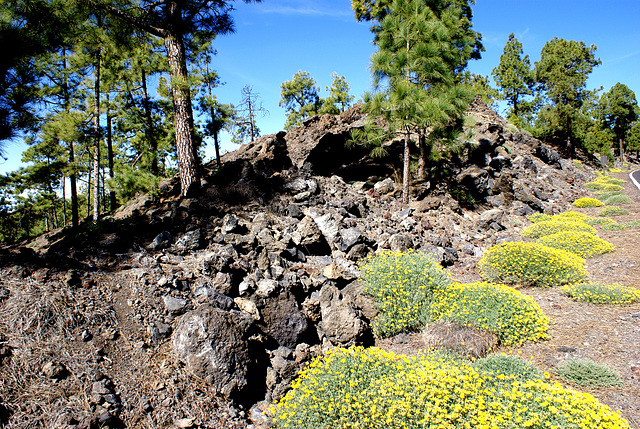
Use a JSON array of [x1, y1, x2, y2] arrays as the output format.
[[0, 101, 595, 428]]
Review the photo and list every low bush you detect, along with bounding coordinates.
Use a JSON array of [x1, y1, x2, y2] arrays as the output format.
[[556, 358, 622, 388], [360, 250, 450, 337], [537, 231, 615, 258], [474, 353, 544, 383], [526, 212, 553, 223], [598, 206, 630, 217], [601, 221, 626, 231], [479, 241, 588, 288], [573, 197, 605, 208], [521, 219, 597, 239], [562, 282, 640, 305], [603, 194, 633, 205], [595, 190, 624, 200], [585, 182, 624, 192], [429, 282, 549, 346], [553, 210, 594, 223], [273, 346, 630, 429]]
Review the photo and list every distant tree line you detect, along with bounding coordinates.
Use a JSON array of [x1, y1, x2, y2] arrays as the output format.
[[1, 0, 638, 243]]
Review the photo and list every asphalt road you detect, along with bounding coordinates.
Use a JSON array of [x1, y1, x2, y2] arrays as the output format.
[[631, 169, 640, 191]]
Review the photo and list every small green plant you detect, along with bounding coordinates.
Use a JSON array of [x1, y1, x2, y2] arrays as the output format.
[[553, 211, 594, 223], [360, 250, 450, 337], [474, 353, 544, 383], [598, 206, 630, 217], [595, 190, 624, 200], [603, 194, 633, 205], [556, 358, 622, 388], [429, 282, 549, 346], [273, 346, 630, 429], [537, 231, 615, 258], [601, 221, 626, 231], [625, 220, 640, 228], [562, 282, 640, 305], [526, 212, 553, 223], [479, 242, 588, 288], [585, 182, 624, 192], [573, 197, 604, 208], [521, 220, 597, 239]]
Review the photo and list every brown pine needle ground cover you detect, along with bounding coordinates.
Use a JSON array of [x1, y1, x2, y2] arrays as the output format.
[[379, 170, 640, 428]]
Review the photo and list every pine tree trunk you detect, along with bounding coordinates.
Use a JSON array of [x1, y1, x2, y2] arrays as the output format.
[[402, 131, 410, 204], [106, 94, 117, 212], [619, 137, 626, 163], [141, 67, 158, 176], [213, 132, 221, 169], [93, 48, 101, 223], [62, 176, 67, 226], [164, 31, 197, 196], [62, 52, 78, 228], [417, 131, 426, 179]]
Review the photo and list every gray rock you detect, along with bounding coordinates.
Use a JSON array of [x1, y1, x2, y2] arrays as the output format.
[[456, 166, 489, 196], [311, 210, 342, 249], [42, 361, 67, 379], [339, 227, 364, 251], [172, 305, 253, 398], [389, 233, 414, 253], [374, 178, 395, 194], [163, 296, 189, 314], [318, 284, 368, 346], [174, 229, 202, 253], [256, 279, 279, 298], [261, 292, 309, 349], [222, 213, 241, 233], [148, 231, 171, 251]]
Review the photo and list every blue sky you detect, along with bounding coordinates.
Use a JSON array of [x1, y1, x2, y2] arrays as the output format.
[[1, 0, 639, 174]]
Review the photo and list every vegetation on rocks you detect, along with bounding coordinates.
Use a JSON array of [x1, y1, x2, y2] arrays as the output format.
[[272, 346, 630, 429], [479, 241, 588, 287], [360, 250, 450, 337]]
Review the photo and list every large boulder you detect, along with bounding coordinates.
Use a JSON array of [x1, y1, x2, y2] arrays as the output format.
[[318, 284, 369, 346], [172, 305, 253, 398], [260, 291, 309, 349]]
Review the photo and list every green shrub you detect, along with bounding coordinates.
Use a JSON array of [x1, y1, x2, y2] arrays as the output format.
[[537, 231, 615, 258], [573, 197, 604, 208], [585, 182, 624, 192], [553, 210, 594, 223], [603, 194, 633, 205], [479, 242, 588, 288], [598, 206, 630, 217], [360, 250, 450, 337], [429, 282, 549, 346], [562, 282, 640, 305], [273, 346, 630, 429], [521, 220, 597, 239], [526, 212, 553, 223], [625, 220, 640, 228], [556, 358, 622, 388], [601, 221, 626, 231], [474, 353, 544, 383], [595, 190, 624, 200]]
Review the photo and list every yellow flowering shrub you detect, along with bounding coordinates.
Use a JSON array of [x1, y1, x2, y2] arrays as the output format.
[[429, 282, 549, 346], [552, 211, 594, 223], [522, 220, 597, 238], [479, 242, 588, 287], [573, 197, 605, 208], [562, 282, 640, 305], [537, 231, 615, 258], [273, 346, 630, 429], [585, 180, 624, 191], [360, 250, 450, 337]]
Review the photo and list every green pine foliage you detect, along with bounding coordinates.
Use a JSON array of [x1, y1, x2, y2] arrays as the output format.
[[556, 358, 622, 388]]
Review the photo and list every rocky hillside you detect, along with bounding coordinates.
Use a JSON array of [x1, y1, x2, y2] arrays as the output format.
[[0, 102, 598, 428]]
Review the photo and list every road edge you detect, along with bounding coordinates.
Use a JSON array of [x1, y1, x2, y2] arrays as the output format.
[[630, 170, 640, 192]]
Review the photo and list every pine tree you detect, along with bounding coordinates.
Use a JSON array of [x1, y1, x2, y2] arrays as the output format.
[[492, 33, 534, 118], [319, 72, 354, 115], [102, 0, 261, 196], [599, 83, 639, 162], [353, 0, 480, 203], [279, 70, 322, 129], [535, 38, 601, 157]]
